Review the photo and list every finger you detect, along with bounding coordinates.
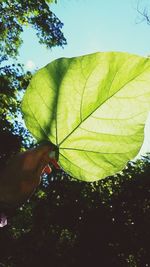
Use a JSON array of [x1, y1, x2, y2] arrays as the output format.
[[41, 164, 52, 175], [49, 158, 60, 169], [33, 143, 53, 157], [36, 154, 52, 177]]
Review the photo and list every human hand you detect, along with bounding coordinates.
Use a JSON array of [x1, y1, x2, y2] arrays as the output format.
[[0, 142, 59, 207]]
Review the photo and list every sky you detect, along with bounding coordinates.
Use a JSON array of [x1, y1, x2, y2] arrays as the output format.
[[19, 0, 150, 68], [18, 0, 150, 156]]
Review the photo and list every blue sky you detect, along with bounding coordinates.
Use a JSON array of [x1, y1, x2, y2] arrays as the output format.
[[19, 0, 150, 69], [19, 0, 150, 155]]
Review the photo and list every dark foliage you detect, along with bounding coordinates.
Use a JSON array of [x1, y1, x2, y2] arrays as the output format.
[[0, 158, 150, 267], [0, 63, 33, 170]]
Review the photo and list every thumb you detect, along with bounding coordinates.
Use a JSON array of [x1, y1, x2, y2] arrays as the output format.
[[26, 142, 54, 171]]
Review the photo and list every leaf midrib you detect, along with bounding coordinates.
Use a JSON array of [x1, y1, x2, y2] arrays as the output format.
[[58, 63, 150, 147]]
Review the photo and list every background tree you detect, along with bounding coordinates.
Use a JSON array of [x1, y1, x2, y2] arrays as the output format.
[[0, 0, 66, 59], [0, 158, 150, 267], [0, 0, 67, 170], [136, 0, 150, 26]]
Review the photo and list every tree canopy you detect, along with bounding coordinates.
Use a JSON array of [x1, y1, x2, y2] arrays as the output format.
[[0, 0, 67, 169], [0, 158, 150, 267], [0, 0, 66, 59]]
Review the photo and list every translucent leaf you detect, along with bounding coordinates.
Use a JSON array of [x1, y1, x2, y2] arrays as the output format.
[[22, 52, 150, 181]]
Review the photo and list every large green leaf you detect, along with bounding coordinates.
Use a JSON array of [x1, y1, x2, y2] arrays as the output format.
[[21, 52, 150, 182]]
